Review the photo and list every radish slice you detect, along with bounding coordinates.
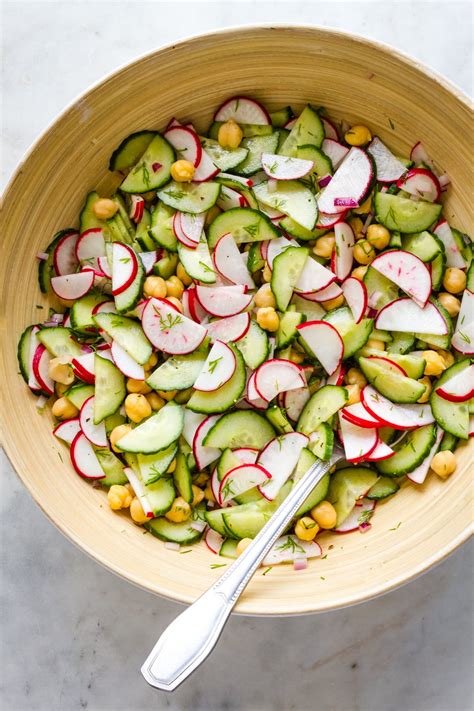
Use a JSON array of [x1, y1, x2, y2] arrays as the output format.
[[283, 386, 310, 422], [407, 427, 444, 484], [433, 220, 467, 269], [341, 402, 383, 428], [246, 371, 269, 410], [111, 341, 145, 380], [294, 257, 336, 294], [186, 287, 209, 324], [318, 147, 373, 214], [70, 432, 105, 480], [111, 243, 138, 296], [333, 222, 355, 281], [195, 285, 251, 318], [452, 322, 474, 356], [218, 463, 271, 505], [183, 410, 206, 448], [205, 528, 224, 554], [375, 298, 447, 335], [364, 355, 407, 376], [365, 438, 395, 461], [192, 148, 220, 183], [300, 282, 343, 303], [315, 210, 348, 229], [370, 250, 431, 307], [361, 385, 435, 429], [322, 139, 349, 169], [262, 535, 322, 566], [97, 256, 112, 279], [164, 125, 202, 167], [334, 499, 375, 533], [53, 231, 79, 276], [53, 418, 81, 445], [396, 168, 441, 203], [232, 447, 259, 464], [258, 432, 308, 500], [209, 467, 222, 505], [173, 212, 198, 249], [367, 137, 407, 183], [32, 344, 54, 396], [92, 300, 116, 316], [217, 185, 248, 210], [80, 396, 108, 448], [129, 195, 145, 223], [262, 153, 313, 180], [322, 117, 339, 141], [214, 95, 271, 126], [205, 313, 250, 343], [51, 271, 94, 300], [141, 297, 207, 354], [410, 141, 434, 167], [342, 277, 367, 324], [436, 364, 474, 402], [327, 363, 345, 386], [179, 211, 206, 245], [296, 321, 344, 375], [124, 466, 153, 518], [193, 341, 237, 392], [254, 359, 306, 401], [76, 228, 106, 261], [138, 251, 158, 275], [213, 234, 255, 289], [192, 415, 222, 471], [71, 351, 96, 384], [266, 236, 298, 268], [338, 413, 378, 462]]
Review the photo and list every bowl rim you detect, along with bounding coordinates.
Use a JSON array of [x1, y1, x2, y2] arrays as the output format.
[[1, 24, 473, 616]]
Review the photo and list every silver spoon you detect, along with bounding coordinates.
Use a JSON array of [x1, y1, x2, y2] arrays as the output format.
[[141, 444, 344, 691]]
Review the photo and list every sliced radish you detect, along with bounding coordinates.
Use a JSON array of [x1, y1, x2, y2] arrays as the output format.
[[185, 287, 209, 324], [193, 341, 237, 392], [218, 463, 271, 505], [370, 250, 431, 307], [32, 344, 54, 396], [195, 285, 251, 318], [258, 432, 308, 500], [367, 137, 407, 183], [300, 282, 343, 303], [296, 321, 344, 375], [192, 414, 222, 471], [410, 141, 433, 167], [246, 371, 269, 410], [315, 210, 348, 229], [294, 257, 336, 294], [396, 168, 441, 203], [451, 322, 474, 356], [217, 185, 248, 210], [92, 300, 116, 316], [338, 413, 378, 462], [124, 466, 153, 518], [129, 195, 145, 223], [53, 230, 79, 276], [111, 243, 138, 296], [218, 172, 254, 188], [53, 418, 81, 445], [333, 222, 355, 281], [138, 251, 158, 275], [205, 528, 224, 554], [213, 234, 255, 289], [70, 432, 105, 480], [205, 313, 250, 343], [51, 271, 94, 300], [318, 148, 373, 215], [365, 438, 395, 462], [164, 125, 202, 167], [180, 211, 205, 244], [266, 236, 298, 269], [71, 351, 96, 384], [262, 535, 322, 566], [76, 228, 106, 261], [433, 220, 467, 269], [209, 467, 222, 505], [322, 139, 349, 169], [262, 153, 313, 180], [142, 297, 207, 354], [183, 410, 206, 448], [97, 256, 112, 279], [375, 298, 447, 335], [173, 212, 198, 249], [407, 426, 444, 484], [232, 447, 259, 464], [334, 499, 375, 533], [322, 117, 339, 141], [361, 385, 435, 429], [80, 396, 107, 448], [214, 95, 271, 126], [283, 386, 310, 422], [254, 359, 306, 401], [111, 341, 145, 380], [192, 148, 220, 183], [341, 402, 383, 428], [364, 355, 407, 376], [327, 363, 345, 386], [342, 277, 367, 324]]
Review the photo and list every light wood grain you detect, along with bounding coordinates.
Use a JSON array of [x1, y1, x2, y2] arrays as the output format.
[[1, 26, 472, 615]]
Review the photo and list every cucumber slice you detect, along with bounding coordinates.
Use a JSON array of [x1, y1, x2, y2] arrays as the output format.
[[366, 476, 400, 500], [357, 350, 425, 379], [138, 444, 178, 485], [109, 130, 157, 172], [279, 216, 325, 242], [149, 202, 177, 252], [389, 231, 402, 248], [363, 264, 399, 309], [207, 207, 278, 249], [431, 359, 471, 439], [135, 208, 153, 251], [143, 477, 177, 517], [374, 192, 442, 233], [209, 122, 273, 140], [95, 448, 128, 487], [359, 356, 426, 403], [402, 231, 444, 262], [295, 144, 333, 179], [94, 354, 126, 424], [112, 193, 136, 242], [254, 181, 317, 232], [276, 310, 306, 348], [297, 385, 348, 435], [415, 297, 453, 349], [204, 410, 276, 449], [291, 294, 326, 321], [219, 538, 239, 558], [145, 502, 206, 543], [323, 307, 374, 358], [38, 229, 75, 293], [120, 134, 174, 193], [93, 312, 152, 365], [387, 332, 416, 355], [65, 384, 94, 410], [117, 401, 184, 454], [439, 432, 459, 452], [369, 329, 392, 343], [270, 106, 293, 127], [467, 262, 474, 292], [265, 406, 294, 435], [37, 327, 83, 358], [187, 344, 246, 414], [157, 181, 221, 214], [292, 447, 330, 516], [327, 467, 378, 526], [221, 486, 290, 539], [173, 445, 193, 504], [217, 448, 241, 482], [146, 349, 208, 391], [114, 253, 145, 314], [70, 293, 106, 334], [177, 236, 216, 284], [79, 192, 107, 235], [430, 251, 446, 291], [200, 136, 248, 171], [233, 134, 279, 176], [17, 325, 34, 385], [271, 246, 308, 311], [235, 319, 269, 369], [246, 242, 265, 273], [279, 105, 324, 156], [205, 508, 234, 538], [153, 253, 178, 279], [307, 422, 334, 460], [104, 412, 126, 434], [376, 424, 437, 475]]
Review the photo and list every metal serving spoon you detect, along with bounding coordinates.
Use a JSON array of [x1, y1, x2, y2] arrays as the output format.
[[141, 444, 344, 691]]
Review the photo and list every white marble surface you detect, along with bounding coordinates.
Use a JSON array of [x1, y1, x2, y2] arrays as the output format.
[[1, 2, 473, 710]]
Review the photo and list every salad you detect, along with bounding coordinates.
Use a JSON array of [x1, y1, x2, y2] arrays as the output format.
[[18, 95, 473, 570]]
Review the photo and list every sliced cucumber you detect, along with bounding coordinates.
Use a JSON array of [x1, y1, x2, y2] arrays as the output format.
[[95, 448, 128, 487], [292, 447, 330, 517], [295, 144, 333, 179], [38, 229, 74, 293], [279, 105, 324, 156], [291, 294, 326, 321], [221, 485, 290, 539], [359, 356, 426, 403], [207, 207, 278, 249], [112, 193, 136, 242], [120, 134, 174, 193], [254, 180, 317, 232], [143, 477, 177, 517], [270, 106, 293, 127], [357, 351, 425, 379], [265, 406, 294, 435], [431, 359, 471, 439], [216, 448, 241, 482], [467, 262, 474, 292], [439, 432, 459, 452], [327, 467, 378, 526], [134, 208, 153, 251], [204, 410, 275, 449], [276, 310, 306, 348], [431, 251, 447, 291], [138, 444, 177, 485], [173, 445, 193, 504], [17, 325, 34, 384], [205, 508, 234, 538], [93, 312, 152, 365], [219, 538, 239, 559], [279, 216, 325, 242], [146, 502, 205, 543], [79, 192, 106, 234], [153, 252, 178, 279], [147, 349, 208, 392], [307, 422, 334, 461], [200, 136, 248, 171], [209, 122, 273, 140], [271, 246, 308, 311], [37, 327, 82, 358], [233, 133, 279, 176], [415, 298, 453, 349], [387, 332, 416, 355], [65, 383, 94, 410], [402, 231, 444, 263], [374, 192, 442, 233], [235, 319, 269, 369], [117, 401, 184, 454], [246, 242, 265, 273], [149, 202, 177, 252], [114, 253, 145, 314], [177, 236, 216, 284], [94, 354, 126, 424], [363, 264, 399, 310], [366, 476, 400, 500], [376, 424, 437, 476], [297, 385, 348, 435], [187, 344, 246, 414], [70, 293, 106, 334], [323, 307, 374, 358], [104, 412, 126, 434], [157, 181, 221, 214], [109, 130, 157, 172]]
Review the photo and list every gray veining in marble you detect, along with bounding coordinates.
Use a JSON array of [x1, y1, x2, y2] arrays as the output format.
[[1, 2, 473, 710]]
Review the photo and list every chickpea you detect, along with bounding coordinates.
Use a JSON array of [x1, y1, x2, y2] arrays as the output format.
[[165, 497, 191, 523], [438, 292, 461, 317], [366, 339, 385, 351], [354, 239, 376, 265], [431, 450, 457, 479], [167, 459, 176, 474], [313, 234, 335, 259], [366, 224, 391, 250], [322, 294, 345, 310], [262, 263, 272, 282], [125, 393, 152, 423], [417, 376, 432, 403], [254, 283, 276, 309], [351, 265, 368, 281], [346, 383, 361, 405], [130, 496, 149, 524], [311, 500, 337, 529], [127, 378, 152, 395], [192, 485, 205, 507], [218, 118, 244, 149], [165, 275, 184, 299], [345, 125, 372, 147], [93, 198, 118, 220], [176, 262, 193, 286], [442, 268, 466, 294], [48, 356, 75, 385], [256, 306, 280, 332], [194, 472, 209, 487], [423, 350, 447, 377], [55, 382, 69, 397], [109, 424, 133, 452], [146, 352, 158, 369], [204, 482, 215, 503], [170, 159, 195, 182], [346, 367, 367, 388], [52, 397, 79, 420], [236, 538, 252, 556], [143, 275, 167, 299], [205, 205, 221, 226], [107, 484, 132, 511], [437, 349, 455, 368], [295, 516, 319, 541], [145, 392, 165, 411], [166, 296, 183, 312], [348, 217, 364, 241], [289, 349, 305, 365], [157, 389, 178, 401]]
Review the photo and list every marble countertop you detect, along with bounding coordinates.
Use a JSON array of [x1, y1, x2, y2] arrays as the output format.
[[1, 2, 472, 710]]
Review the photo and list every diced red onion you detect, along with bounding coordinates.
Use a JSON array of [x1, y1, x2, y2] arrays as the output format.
[[42, 320, 58, 328], [361, 212, 374, 235], [318, 174, 332, 188], [152, 162, 162, 172], [293, 557, 308, 571], [190, 520, 206, 533], [51, 313, 65, 323], [164, 541, 181, 551], [359, 522, 372, 533], [35, 394, 48, 409], [36, 252, 49, 261], [334, 197, 359, 208]]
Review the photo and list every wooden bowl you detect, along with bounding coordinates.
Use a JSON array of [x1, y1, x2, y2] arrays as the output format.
[[1, 26, 472, 615]]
